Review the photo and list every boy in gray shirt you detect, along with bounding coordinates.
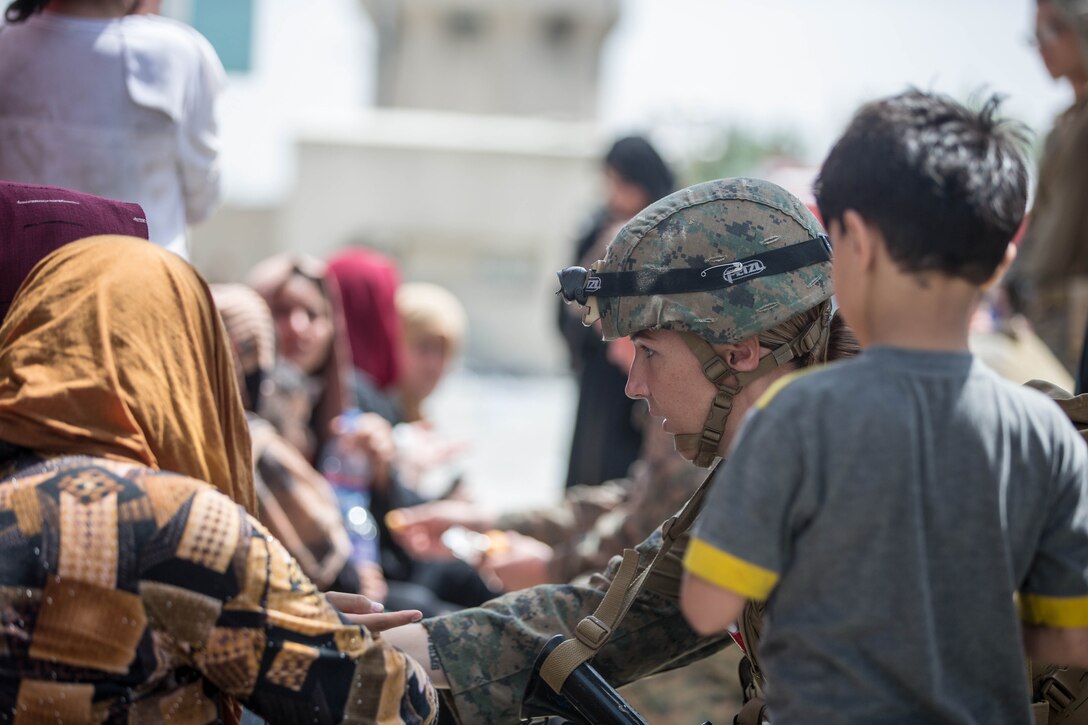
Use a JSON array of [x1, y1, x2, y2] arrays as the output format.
[[680, 90, 1088, 723]]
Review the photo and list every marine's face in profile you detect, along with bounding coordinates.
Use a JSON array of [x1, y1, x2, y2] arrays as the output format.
[[270, 274, 334, 375], [625, 328, 718, 461]]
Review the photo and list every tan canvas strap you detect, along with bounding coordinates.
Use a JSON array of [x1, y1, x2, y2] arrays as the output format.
[[538, 463, 720, 693], [738, 654, 760, 704], [734, 604, 770, 723], [676, 315, 827, 468], [738, 600, 767, 690], [676, 333, 740, 468], [1035, 667, 1088, 723], [736, 697, 769, 725]]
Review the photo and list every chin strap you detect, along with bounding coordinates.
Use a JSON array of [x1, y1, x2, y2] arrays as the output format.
[[674, 302, 833, 468]]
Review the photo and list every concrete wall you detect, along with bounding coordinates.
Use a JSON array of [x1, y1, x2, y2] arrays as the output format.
[[363, 0, 618, 119], [191, 108, 605, 374]]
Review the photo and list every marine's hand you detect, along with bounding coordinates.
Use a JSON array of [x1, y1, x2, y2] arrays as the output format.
[[476, 531, 555, 591], [386, 500, 497, 559], [326, 591, 423, 631]]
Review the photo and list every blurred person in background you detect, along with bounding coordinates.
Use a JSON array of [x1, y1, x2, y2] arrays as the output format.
[[326, 250, 500, 614], [0, 0, 225, 261], [0, 236, 435, 724], [212, 283, 363, 598], [0, 180, 148, 321], [247, 254, 396, 608], [392, 281, 471, 497], [557, 135, 675, 489], [249, 253, 497, 616], [1005, 0, 1088, 372], [394, 281, 466, 425], [246, 254, 394, 473], [327, 247, 405, 423]]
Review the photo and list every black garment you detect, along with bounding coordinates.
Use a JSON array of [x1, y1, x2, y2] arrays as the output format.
[[558, 211, 645, 489], [604, 136, 674, 203], [562, 336, 644, 489]]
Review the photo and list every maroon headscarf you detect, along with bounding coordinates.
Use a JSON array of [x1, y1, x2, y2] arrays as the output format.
[[1, 181, 149, 321], [326, 248, 403, 390]]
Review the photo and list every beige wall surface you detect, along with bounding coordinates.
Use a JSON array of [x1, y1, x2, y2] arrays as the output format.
[[191, 110, 605, 374]]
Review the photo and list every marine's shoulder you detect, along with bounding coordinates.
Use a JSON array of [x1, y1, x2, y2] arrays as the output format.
[[995, 374, 1088, 433]]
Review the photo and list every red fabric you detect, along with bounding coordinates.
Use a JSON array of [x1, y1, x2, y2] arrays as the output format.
[[326, 248, 403, 390], [0, 181, 149, 321]]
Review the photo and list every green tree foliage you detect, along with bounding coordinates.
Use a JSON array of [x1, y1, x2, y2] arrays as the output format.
[[683, 126, 807, 185]]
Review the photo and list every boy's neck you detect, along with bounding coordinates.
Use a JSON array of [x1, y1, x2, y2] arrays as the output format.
[[861, 269, 978, 353]]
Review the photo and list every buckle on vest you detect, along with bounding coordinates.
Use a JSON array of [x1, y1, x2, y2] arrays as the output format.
[[575, 616, 611, 649], [1041, 672, 1076, 711]]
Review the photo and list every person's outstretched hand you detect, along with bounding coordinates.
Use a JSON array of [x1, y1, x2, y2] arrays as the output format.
[[386, 499, 496, 560], [325, 591, 423, 631], [476, 531, 554, 592]]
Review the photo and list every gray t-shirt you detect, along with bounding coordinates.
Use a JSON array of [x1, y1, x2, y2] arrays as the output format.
[[687, 347, 1088, 724]]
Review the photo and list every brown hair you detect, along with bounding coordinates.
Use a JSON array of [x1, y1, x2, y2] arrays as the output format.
[[5, 0, 47, 23], [757, 301, 860, 368]]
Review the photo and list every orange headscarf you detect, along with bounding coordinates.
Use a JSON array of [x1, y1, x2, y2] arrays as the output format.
[[0, 235, 256, 514]]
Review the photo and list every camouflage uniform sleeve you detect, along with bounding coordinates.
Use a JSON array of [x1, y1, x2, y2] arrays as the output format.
[[422, 527, 733, 724], [545, 438, 707, 583], [495, 480, 628, 546], [498, 421, 707, 584]]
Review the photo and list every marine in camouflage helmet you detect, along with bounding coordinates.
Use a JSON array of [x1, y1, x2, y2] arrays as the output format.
[[558, 177, 834, 467]]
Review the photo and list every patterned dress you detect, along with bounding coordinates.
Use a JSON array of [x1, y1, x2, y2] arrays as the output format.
[[0, 454, 436, 724]]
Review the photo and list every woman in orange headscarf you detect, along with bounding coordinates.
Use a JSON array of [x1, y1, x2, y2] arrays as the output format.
[[0, 235, 254, 513], [0, 237, 436, 724]]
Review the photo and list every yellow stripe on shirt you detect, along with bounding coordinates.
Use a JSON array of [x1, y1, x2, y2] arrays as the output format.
[[1020, 592, 1088, 628], [754, 367, 817, 410], [684, 537, 779, 601]]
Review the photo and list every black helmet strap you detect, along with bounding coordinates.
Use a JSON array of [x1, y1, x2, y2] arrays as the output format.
[[556, 235, 831, 306]]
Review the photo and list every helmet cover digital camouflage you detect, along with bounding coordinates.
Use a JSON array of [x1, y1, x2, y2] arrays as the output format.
[[593, 177, 833, 343]]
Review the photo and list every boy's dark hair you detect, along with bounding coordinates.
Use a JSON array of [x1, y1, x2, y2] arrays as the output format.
[[814, 90, 1029, 285], [4, 0, 47, 23]]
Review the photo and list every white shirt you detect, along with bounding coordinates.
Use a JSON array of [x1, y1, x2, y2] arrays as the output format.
[[0, 12, 226, 260]]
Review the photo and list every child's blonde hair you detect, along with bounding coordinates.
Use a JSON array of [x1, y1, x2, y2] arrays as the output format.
[[396, 282, 467, 352]]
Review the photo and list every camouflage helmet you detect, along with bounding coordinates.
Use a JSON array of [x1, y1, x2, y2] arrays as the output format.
[[557, 177, 834, 467], [589, 177, 832, 342]]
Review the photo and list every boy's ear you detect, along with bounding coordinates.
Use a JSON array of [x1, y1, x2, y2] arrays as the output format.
[[842, 209, 876, 271], [981, 242, 1017, 291]]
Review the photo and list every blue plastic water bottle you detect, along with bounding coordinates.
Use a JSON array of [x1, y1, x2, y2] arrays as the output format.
[[320, 409, 380, 565]]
